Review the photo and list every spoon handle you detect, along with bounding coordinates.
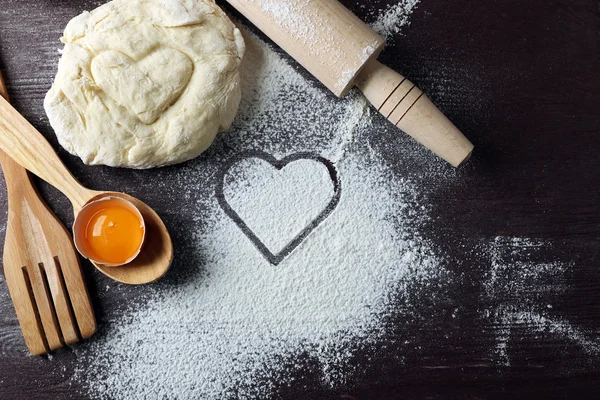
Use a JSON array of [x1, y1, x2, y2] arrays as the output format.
[[0, 95, 91, 209], [0, 70, 38, 200]]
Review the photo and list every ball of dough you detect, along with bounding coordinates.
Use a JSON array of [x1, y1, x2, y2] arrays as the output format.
[[44, 0, 245, 168]]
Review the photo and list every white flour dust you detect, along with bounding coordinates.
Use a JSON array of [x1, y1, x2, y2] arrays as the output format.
[[490, 306, 600, 367], [371, 0, 420, 40], [480, 237, 599, 366], [74, 2, 432, 398], [483, 237, 568, 301], [224, 158, 336, 255], [78, 154, 440, 398]]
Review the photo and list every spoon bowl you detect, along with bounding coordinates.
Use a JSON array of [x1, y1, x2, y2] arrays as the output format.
[[0, 95, 173, 284], [84, 192, 172, 284]]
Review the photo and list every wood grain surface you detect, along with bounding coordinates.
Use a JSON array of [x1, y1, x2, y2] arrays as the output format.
[[0, 0, 599, 399]]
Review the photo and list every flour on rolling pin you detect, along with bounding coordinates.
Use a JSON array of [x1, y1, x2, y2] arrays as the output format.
[[244, 0, 385, 95]]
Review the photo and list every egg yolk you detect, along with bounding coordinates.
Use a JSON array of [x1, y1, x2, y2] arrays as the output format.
[[82, 199, 144, 264]]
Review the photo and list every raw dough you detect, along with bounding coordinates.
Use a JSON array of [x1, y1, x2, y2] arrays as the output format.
[[44, 0, 245, 168]]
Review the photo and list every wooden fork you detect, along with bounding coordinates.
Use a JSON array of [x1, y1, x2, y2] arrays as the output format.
[[0, 71, 96, 355]]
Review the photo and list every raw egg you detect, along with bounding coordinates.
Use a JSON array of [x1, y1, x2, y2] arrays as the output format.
[[73, 196, 145, 266]]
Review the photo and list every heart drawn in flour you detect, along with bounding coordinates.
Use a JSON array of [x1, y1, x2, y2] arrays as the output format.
[[217, 152, 341, 265], [91, 48, 193, 125]]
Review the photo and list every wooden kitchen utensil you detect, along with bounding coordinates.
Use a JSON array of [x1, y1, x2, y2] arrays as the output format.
[[0, 94, 173, 285], [0, 71, 95, 355], [225, 0, 474, 167]]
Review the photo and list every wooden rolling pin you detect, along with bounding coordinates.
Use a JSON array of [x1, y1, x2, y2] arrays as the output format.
[[225, 0, 474, 167]]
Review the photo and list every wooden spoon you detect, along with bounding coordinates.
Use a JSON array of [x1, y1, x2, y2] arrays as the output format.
[[0, 95, 173, 285]]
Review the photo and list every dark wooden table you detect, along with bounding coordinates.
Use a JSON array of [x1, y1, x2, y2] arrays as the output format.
[[1, 0, 599, 398]]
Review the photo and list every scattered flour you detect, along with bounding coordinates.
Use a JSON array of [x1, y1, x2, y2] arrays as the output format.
[[481, 237, 599, 366], [483, 237, 568, 301], [491, 306, 600, 368], [77, 153, 440, 398], [371, 0, 420, 40], [223, 157, 336, 256]]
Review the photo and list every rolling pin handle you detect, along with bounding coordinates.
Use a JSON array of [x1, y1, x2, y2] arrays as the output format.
[[356, 60, 474, 167]]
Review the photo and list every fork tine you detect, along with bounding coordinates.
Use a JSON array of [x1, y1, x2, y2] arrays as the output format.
[[3, 264, 48, 355], [55, 252, 96, 339], [26, 262, 63, 350], [41, 259, 79, 344], [18, 200, 64, 350]]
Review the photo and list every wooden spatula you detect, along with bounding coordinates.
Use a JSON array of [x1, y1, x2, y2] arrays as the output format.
[[0, 71, 96, 355]]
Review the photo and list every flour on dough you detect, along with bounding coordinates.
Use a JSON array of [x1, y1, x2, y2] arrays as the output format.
[[44, 0, 245, 168]]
